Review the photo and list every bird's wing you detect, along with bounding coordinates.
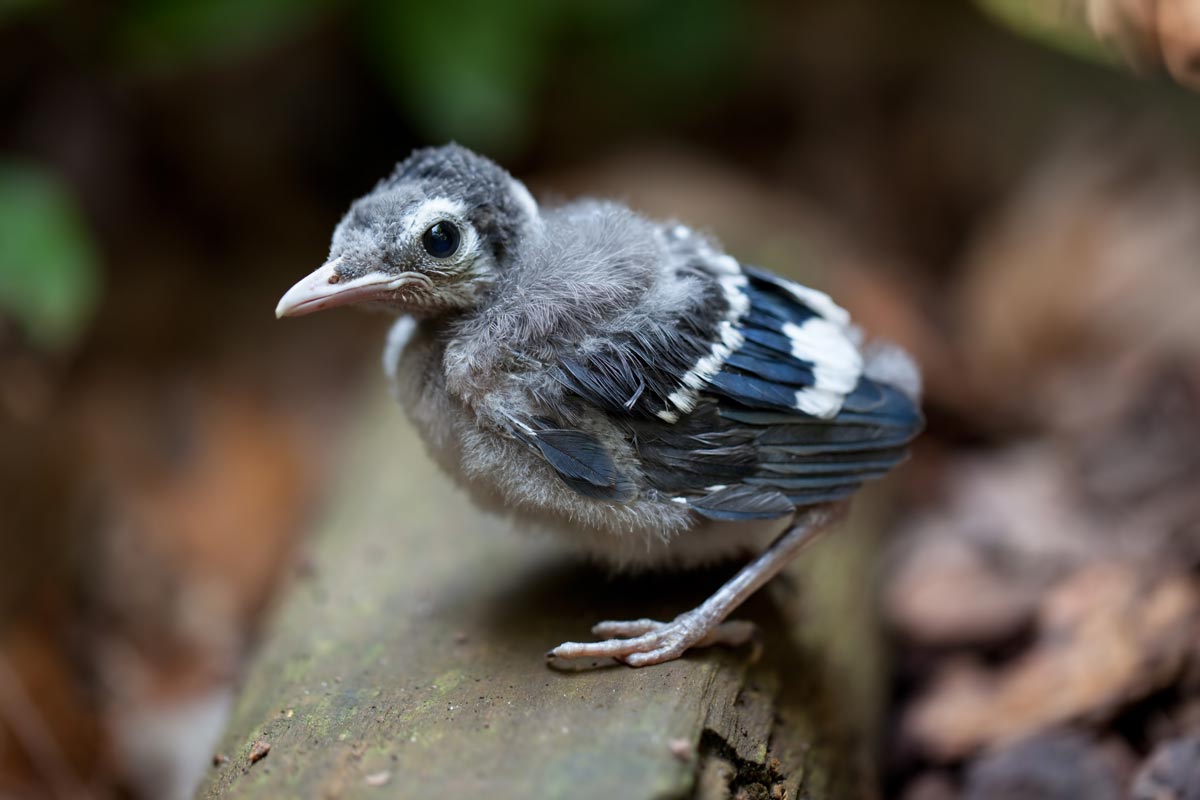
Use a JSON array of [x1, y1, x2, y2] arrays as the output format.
[[502, 415, 638, 502], [544, 230, 923, 517]]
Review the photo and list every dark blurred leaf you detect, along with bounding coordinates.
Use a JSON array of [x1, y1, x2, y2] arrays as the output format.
[[0, 0, 49, 24], [360, 0, 557, 153], [115, 0, 329, 71], [0, 162, 101, 351], [358, 0, 743, 153], [574, 0, 744, 114]]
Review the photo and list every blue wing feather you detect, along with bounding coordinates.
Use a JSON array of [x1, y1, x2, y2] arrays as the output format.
[[538, 231, 921, 517]]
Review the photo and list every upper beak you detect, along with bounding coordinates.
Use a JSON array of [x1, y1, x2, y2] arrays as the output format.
[[275, 258, 420, 318]]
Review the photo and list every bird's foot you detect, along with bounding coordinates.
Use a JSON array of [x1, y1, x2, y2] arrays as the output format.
[[549, 612, 759, 667]]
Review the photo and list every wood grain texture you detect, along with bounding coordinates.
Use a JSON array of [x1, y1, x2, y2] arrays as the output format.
[[198, 389, 865, 799]]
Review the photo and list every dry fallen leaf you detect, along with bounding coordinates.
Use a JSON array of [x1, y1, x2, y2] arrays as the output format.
[[1129, 734, 1200, 800], [1035, 0, 1200, 89], [956, 127, 1200, 430], [885, 533, 1040, 647], [962, 731, 1123, 800], [904, 563, 1199, 759], [1158, 0, 1200, 88]]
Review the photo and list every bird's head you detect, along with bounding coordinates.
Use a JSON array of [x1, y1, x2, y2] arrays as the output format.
[[276, 144, 538, 319]]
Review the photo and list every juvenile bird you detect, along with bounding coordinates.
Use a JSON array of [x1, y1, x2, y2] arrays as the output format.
[[276, 144, 922, 666]]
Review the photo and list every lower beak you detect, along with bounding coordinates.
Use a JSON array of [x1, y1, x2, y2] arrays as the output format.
[[275, 259, 423, 318]]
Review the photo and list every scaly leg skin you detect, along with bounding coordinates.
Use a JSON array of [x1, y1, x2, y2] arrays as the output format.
[[549, 505, 843, 667]]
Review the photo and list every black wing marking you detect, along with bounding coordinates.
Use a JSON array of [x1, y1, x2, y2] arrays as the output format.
[[553, 277, 732, 421], [702, 268, 862, 419], [634, 385, 920, 520], [509, 419, 636, 502], [539, 227, 921, 516], [687, 484, 795, 521], [633, 256, 918, 518]]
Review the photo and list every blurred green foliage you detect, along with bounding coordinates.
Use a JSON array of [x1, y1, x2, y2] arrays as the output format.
[[0, 0, 46, 22], [0, 163, 100, 352], [975, 0, 1114, 66], [116, 0, 331, 70], [361, 0, 555, 153], [0, 0, 744, 353], [361, 0, 743, 152], [103, 0, 744, 153]]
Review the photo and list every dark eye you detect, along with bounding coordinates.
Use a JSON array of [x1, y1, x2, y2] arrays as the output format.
[[421, 221, 461, 259]]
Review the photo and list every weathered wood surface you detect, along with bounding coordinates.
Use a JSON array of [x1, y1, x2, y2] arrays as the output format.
[[198, 388, 875, 799]]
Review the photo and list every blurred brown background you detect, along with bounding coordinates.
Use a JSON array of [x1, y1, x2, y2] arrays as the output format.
[[3, 0, 1200, 798]]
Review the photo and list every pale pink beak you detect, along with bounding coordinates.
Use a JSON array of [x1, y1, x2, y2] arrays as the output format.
[[275, 258, 428, 318]]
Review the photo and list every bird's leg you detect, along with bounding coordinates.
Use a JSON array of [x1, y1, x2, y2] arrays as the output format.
[[550, 505, 844, 667]]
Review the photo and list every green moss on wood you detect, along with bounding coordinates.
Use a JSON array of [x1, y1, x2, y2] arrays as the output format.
[[198, 390, 861, 799]]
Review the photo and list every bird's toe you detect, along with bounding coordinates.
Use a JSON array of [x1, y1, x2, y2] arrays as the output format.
[[591, 618, 661, 637], [619, 637, 690, 667], [549, 630, 660, 660]]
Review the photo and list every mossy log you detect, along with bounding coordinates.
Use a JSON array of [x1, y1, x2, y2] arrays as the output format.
[[198, 388, 880, 799]]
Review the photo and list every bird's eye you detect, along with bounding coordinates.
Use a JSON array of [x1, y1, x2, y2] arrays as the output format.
[[421, 221, 461, 259]]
